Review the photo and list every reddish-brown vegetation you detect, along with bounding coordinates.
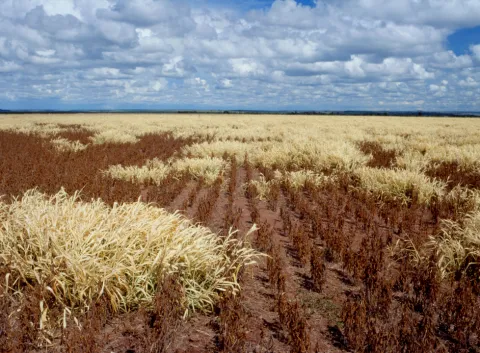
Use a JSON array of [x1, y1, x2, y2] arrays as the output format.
[[426, 161, 480, 190], [358, 140, 398, 168], [53, 124, 95, 144], [216, 292, 248, 353], [194, 177, 223, 224], [1, 130, 479, 352], [310, 248, 326, 293], [0, 130, 197, 205], [277, 295, 311, 353]]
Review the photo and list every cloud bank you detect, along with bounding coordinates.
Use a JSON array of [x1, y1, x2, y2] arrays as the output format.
[[0, 0, 479, 110]]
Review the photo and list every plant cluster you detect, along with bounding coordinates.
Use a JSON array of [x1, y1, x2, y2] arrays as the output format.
[[0, 189, 259, 335]]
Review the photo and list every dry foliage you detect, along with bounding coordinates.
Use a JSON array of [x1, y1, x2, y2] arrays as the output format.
[[217, 291, 248, 353], [147, 274, 185, 353], [0, 189, 259, 329], [2, 115, 480, 351], [310, 248, 326, 292], [277, 295, 311, 353]]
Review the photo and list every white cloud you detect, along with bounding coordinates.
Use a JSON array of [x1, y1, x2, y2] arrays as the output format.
[[229, 58, 266, 77], [36, 49, 55, 57], [89, 68, 123, 78], [218, 79, 233, 88], [284, 56, 434, 81], [161, 56, 191, 77], [459, 77, 478, 87], [0, 0, 479, 110], [96, 20, 138, 46], [431, 51, 473, 69], [250, 0, 320, 29], [96, 0, 192, 28], [336, 0, 480, 28], [152, 78, 168, 91], [185, 77, 210, 92], [429, 84, 447, 92], [471, 45, 480, 60], [0, 60, 22, 72]]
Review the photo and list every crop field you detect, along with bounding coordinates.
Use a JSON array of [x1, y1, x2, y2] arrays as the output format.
[[1, 113, 480, 352]]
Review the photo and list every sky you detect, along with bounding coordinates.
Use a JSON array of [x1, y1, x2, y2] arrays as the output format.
[[0, 0, 479, 111]]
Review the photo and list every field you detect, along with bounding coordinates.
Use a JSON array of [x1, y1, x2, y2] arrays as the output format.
[[0, 113, 480, 353]]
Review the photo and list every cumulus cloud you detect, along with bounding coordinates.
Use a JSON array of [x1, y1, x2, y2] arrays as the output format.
[[431, 51, 473, 69], [334, 0, 480, 28], [0, 60, 22, 72], [185, 77, 210, 92], [0, 0, 479, 110], [429, 84, 447, 92], [471, 45, 480, 60], [284, 56, 434, 81], [217, 79, 233, 89], [459, 77, 478, 87], [152, 78, 168, 91], [229, 58, 266, 77], [97, 0, 192, 28]]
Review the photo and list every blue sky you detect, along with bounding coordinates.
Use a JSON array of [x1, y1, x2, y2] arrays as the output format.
[[205, 0, 316, 11], [0, 0, 479, 111], [448, 26, 480, 55]]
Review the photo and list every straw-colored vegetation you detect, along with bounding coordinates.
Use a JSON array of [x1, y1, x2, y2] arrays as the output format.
[[354, 167, 446, 205], [184, 140, 263, 163], [104, 157, 228, 186], [428, 144, 480, 169], [2, 113, 480, 314], [2, 113, 480, 206], [249, 170, 336, 200], [104, 158, 171, 185], [433, 211, 480, 279], [2, 113, 480, 351], [0, 189, 258, 325], [248, 174, 280, 200], [173, 157, 229, 185], [283, 170, 336, 190], [90, 129, 139, 145], [2, 114, 480, 172], [51, 137, 89, 152], [427, 189, 480, 280]]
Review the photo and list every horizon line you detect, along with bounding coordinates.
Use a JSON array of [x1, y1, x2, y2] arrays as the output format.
[[1, 109, 479, 118]]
